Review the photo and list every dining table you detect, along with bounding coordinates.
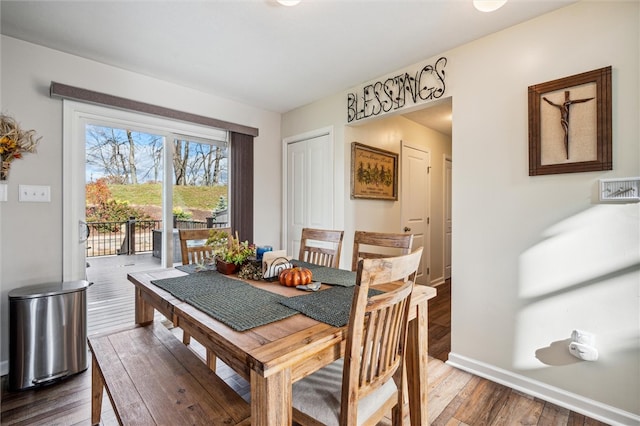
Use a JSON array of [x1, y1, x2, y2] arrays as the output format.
[[127, 263, 436, 426]]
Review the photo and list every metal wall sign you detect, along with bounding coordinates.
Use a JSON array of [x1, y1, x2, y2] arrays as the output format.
[[347, 57, 447, 123]]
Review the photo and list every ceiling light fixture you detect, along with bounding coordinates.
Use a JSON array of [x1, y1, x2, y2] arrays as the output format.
[[473, 0, 507, 12], [277, 0, 301, 6]]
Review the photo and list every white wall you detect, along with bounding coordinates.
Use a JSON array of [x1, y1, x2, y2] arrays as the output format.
[[0, 36, 283, 369], [282, 1, 639, 423]]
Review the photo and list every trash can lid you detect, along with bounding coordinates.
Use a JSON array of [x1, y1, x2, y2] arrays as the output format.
[[8, 280, 91, 299]]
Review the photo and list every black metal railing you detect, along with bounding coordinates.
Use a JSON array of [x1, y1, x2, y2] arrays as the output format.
[[86, 217, 228, 257], [174, 219, 207, 229]]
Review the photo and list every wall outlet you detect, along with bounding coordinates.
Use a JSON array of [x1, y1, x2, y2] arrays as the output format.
[[568, 329, 598, 361], [569, 342, 599, 361], [19, 185, 51, 202]]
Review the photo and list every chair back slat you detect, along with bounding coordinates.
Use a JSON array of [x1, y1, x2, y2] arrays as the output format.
[[178, 228, 231, 265], [340, 247, 423, 425], [298, 228, 344, 268], [351, 231, 414, 271]]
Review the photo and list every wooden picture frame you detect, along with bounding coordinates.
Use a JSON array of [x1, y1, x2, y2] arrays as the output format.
[[351, 142, 398, 200], [528, 66, 612, 176]]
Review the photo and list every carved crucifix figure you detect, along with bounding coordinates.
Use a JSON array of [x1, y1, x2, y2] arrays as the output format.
[[543, 90, 594, 159]]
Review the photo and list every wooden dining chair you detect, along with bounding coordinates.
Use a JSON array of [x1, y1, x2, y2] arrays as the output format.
[[351, 230, 414, 271], [292, 247, 423, 426], [298, 228, 344, 268], [178, 227, 231, 266], [178, 227, 231, 370]]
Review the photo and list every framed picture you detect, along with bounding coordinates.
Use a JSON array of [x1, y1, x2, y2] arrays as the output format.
[[351, 142, 398, 200], [528, 66, 612, 176]]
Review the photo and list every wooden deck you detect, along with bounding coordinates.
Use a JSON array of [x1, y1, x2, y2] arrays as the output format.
[[86, 253, 162, 337]]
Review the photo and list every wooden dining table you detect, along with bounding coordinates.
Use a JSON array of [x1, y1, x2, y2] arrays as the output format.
[[128, 268, 436, 426]]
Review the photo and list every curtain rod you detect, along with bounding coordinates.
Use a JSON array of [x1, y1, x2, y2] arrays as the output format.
[[50, 81, 259, 137]]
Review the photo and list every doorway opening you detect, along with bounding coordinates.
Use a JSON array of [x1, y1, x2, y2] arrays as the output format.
[[401, 97, 452, 361], [352, 96, 452, 360]]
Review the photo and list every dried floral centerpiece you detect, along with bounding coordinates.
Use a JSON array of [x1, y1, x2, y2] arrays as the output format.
[[0, 114, 41, 180], [206, 229, 255, 274]]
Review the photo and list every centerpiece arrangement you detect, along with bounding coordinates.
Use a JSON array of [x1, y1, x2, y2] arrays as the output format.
[[206, 229, 255, 275]]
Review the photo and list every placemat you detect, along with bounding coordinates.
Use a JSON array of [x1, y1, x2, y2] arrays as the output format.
[[279, 286, 382, 328], [152, 271, 243, 301], [291, 260, 356, 287], [188, 288, 298, 332], [151, 272, 298, 331]]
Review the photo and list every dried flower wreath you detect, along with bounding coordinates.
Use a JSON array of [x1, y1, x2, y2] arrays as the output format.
[[0, 114, 41, 180]]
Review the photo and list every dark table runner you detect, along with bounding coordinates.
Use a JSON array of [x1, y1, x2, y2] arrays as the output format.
[[279, 286, 382, 328], [152, 266, 375, 331], [151, 272, 297, 331], [291, 260, 356, 287]]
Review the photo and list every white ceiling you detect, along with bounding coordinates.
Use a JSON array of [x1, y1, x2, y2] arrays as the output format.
[[1, 0, 575, 133]]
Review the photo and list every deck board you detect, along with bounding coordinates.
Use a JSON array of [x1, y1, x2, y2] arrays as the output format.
[[86, 253, 163, 336]]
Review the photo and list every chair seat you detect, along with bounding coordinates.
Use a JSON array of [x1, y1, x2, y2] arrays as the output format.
[[292, 358, 397, 426]]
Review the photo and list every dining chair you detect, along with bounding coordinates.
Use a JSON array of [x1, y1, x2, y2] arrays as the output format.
[[351, 230, 414, 271], [178, 227, 231, 266], [178, 227, 231, 370], [292, 247, 423, 426], [298, 228, 344, 268]]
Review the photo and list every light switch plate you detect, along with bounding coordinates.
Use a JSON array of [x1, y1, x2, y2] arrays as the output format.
[[19, 184, 51, 202]]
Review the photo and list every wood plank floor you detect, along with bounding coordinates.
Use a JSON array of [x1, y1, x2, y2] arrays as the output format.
[[1, 254, 609, 425]]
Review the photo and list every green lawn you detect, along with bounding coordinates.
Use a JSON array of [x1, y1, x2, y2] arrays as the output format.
[[109, 183, 227, 211]]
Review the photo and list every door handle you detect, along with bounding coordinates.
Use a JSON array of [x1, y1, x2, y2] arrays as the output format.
[[404, 227, 411, 232], [79, 220, 89, 243]]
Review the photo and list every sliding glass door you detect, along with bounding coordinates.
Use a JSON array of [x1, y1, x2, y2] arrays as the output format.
[[63, 101, 228, 281]]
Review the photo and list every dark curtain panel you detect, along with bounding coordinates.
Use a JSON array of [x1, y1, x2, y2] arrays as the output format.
[[230, 132, 254, 243]]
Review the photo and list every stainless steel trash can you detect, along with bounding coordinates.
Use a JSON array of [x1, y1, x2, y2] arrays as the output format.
[[8, 280, 91, 391]]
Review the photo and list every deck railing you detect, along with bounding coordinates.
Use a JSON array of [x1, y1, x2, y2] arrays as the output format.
[[86, 218, 227, 257]]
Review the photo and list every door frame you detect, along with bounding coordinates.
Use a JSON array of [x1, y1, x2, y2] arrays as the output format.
[[281, 126, 334, 256], [444, 155, 452, 280]]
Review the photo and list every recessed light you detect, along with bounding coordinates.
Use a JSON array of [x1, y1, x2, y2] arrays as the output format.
[[473, 0, 507, 12], [277, 0, 301, 6]]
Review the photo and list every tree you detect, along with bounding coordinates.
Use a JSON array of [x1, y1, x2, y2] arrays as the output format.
[[173, 139, 189, 185], [86, 126, 133, 184], [126, 130, 138, 184]]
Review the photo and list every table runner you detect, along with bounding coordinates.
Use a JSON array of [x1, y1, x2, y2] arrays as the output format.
[[279, 286, 382, 328], [290, 260, 356, 287], [151, 272, 297, 331]]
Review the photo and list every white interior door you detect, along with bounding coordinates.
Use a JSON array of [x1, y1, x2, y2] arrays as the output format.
[[401, 143, 430, 285], [285, 131, 333, 258], [444, 157, 452, 280]]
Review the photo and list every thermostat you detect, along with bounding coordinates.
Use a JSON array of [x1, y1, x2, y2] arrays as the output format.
[[599, 177, 640, 203]]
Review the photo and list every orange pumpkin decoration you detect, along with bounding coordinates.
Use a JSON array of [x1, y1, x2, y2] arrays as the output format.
[[278, 267, 313, 287]]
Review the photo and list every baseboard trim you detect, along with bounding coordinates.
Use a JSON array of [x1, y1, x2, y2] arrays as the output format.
[[447, 353, 639, 426], [429, 276, 446, 287]]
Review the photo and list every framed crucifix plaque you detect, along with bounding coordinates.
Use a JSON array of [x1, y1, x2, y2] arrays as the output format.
[[528, 66, 612, 176]]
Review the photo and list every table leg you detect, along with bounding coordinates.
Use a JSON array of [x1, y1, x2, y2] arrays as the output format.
[[134, 287, 155, 325], [406, 300, 429, 426], [91, 356, 104, 425], [251, 368, 292, 426]]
